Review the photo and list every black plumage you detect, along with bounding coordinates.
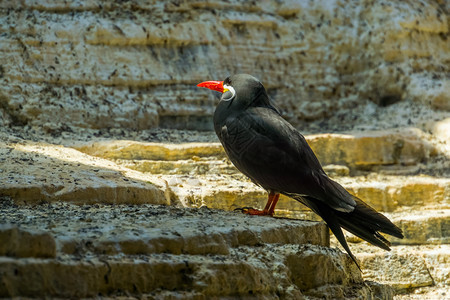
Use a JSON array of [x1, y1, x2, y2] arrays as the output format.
[[198, 74, 404, 269]]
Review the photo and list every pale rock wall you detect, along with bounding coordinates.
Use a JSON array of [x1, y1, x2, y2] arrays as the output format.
[[0, 0, 448, 131]]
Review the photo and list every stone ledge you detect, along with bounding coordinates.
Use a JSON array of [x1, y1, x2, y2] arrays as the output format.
[[0, 201, 392, 299], [342, 176, 450, 212], [330, 209, 450, 246], [166, 174, 450, 214], [0, 202, 329, 257], [1, 0, 448, 133], [354, 245, 450, 293], [0, 225, 56, 258], [307, 128, 435, 169], [0, 139, 169, 205], [0, 244, 379, 299], [72, 128, 436, 172], [390, 209, 450, 245], [74, 141, 226, 161]]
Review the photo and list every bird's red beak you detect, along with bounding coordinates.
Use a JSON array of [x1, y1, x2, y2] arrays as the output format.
[[197, 81, 224, 93]]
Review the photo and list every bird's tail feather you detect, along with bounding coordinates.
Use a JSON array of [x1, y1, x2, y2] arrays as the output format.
[[318, 204, 362, 271], [336, 195, 404, 248], [290, 194, 403, 271], [296, 195, 361, 269]]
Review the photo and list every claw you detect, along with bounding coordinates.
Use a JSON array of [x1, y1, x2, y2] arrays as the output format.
[[233, 192, 280, 217], [234, 206, 273, 216], [234, 206, 253, 212]]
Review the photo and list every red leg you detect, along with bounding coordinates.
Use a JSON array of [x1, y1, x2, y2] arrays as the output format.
[[240, 192, 280, 216], [268, 193, 280, 216]]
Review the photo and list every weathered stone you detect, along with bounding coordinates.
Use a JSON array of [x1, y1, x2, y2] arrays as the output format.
[[408, 76, 450, 111], [394, 287, 450, 300], [331, 209, 450, 247], [359, 252, 433, 291], [0, 244, 368, 299], [342, 176, 450, 212], [355, 245, 450, 293], [419, 245, 450, 286], [0, 226, 56, 258], [74, 141, 226, 161], [284, 247, 360, 291], [323, 164, 351, 177], [0, 1, 448, 298], [430, 117, 450, 144], [391, 209, 450, 245], [0, 137, 169, 205], [307, 128, 435, 171], [117, 158, 237, 175], [165, 173, 449, 216], [0, 1, 448, 131], [0, 202, 380, 299], [73, 128, 437, 173], [0, 202, 329, 257]]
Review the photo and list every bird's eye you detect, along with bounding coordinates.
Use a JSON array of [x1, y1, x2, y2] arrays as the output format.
[[222, 84, 236, 102]]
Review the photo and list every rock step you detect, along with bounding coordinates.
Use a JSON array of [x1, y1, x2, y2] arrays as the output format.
[[0, 202, 394, 299], [167, 173, 449, 245], [390, 209, 450, 245], [72, 128, 438, 173], [341, 175, 450, 213], [354, 245, 450, 294], [0, 139, 169, 205], [116, 157, 237, 176], [167, 174, 449, 214], [1, 138, 447, 247], [112, 158, 352, 177], [0, 203, 328, 258], [0, 245, 391, 299], [3, 135, 447, 213], [294, 209, 449, 246], [74, 141, 226, 161]]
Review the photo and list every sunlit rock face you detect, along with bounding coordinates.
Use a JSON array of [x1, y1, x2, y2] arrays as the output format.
[[0, 0, 448, 131]]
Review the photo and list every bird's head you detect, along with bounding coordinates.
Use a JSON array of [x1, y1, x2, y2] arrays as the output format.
[[197, 74, 271, 109]]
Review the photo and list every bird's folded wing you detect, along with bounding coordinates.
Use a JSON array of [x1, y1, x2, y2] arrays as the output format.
[[220, 106, 356, 212]]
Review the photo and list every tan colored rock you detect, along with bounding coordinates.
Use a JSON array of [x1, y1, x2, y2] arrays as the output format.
[[323, 164, 350, 177], [75, 141, 226, 161], [431, 117, 450, 143], [0, 136, 169, 205], [420, 245, 450, 286], [332, 209, 450, 246], [355, 245, 450, 294], [0, 245, 366, 299], [359, 252, 433, 291], [394, 287, 450, 300], [0, 128, 447, 299], [284, 247, 359, 291], [408, 76, 450, 111], [0, 226, 56, 258], [0, 202, 379, 299], [0, 1, 448, 131], [0, 202, 329, 256], [391, 209, 450, 245], [164, 173, 449, 215], [117, 158, 237, 176], [307, 128, 435, 170], [342, 175, 450, 212], [73, 128, 437, 173]]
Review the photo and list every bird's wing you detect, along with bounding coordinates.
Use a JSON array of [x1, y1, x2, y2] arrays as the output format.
[[219, 106, 356, 212]]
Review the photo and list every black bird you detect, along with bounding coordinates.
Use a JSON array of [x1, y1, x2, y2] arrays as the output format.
[[197, 74, 404, 269]]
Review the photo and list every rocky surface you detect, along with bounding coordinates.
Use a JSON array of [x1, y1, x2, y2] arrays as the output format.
[[0, 132, 170, 205], [1, 127, 449, 298], [0, 0, 449, 299], [0, 0, 448, 132], [1, 201, 383, 299]]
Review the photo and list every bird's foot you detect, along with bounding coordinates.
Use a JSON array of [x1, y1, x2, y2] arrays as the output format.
[[234, 207, 273, 216]]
